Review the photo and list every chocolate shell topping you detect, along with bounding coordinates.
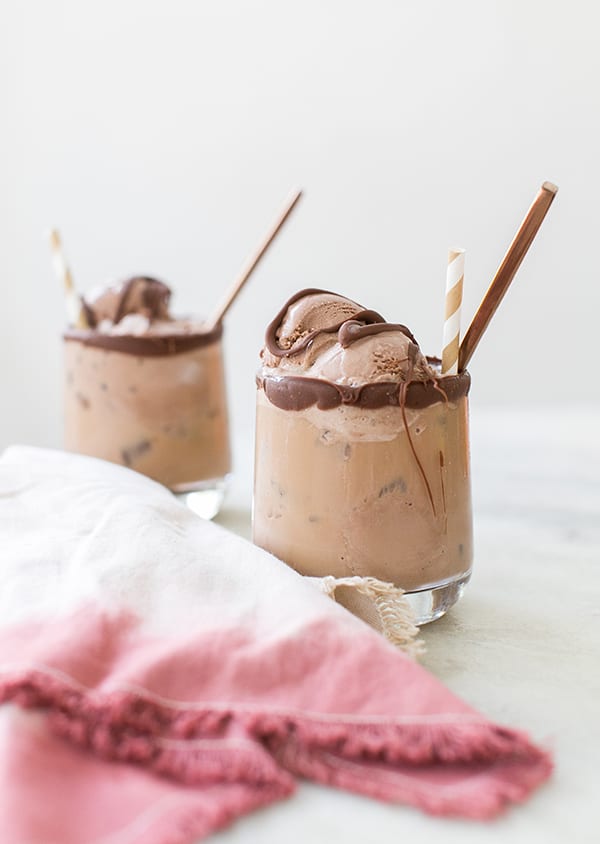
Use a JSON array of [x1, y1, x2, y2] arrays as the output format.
[[259, 288, 470, 411]]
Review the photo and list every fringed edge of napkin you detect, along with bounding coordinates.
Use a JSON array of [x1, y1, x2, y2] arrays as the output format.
[[308, 575, 425, 659], [0, 667, 553, 820]]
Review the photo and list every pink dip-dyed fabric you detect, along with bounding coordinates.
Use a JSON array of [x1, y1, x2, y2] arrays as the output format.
[[0, 447, 551, 843]]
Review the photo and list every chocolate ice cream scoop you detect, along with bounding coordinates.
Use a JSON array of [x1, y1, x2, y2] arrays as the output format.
[[262, 288, 434, 384], [258, 288, 469, 411], [83, 277, 172, 328]]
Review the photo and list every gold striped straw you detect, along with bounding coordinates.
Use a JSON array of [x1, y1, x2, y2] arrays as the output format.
[[47, 229, 88, 328], [441, 248, 465, 376]]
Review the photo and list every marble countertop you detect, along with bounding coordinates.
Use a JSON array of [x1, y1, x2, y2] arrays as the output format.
[[210, 406, 600, 844]]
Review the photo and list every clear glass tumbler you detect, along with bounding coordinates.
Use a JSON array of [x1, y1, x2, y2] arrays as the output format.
[[64, 326, 231, 518], [253, 363, 472, 624]]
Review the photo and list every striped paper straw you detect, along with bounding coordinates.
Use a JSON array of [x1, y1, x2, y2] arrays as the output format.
[[441, 248, 465, 375], [48, 229, 88, 328]]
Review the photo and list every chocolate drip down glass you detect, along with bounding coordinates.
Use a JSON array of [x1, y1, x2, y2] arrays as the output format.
[[252, 289, 473, 624]]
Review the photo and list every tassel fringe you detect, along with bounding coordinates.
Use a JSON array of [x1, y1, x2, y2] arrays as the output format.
[[311, 575, 425, 658]]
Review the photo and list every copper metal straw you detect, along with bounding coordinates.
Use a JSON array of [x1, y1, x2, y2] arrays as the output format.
[[458, 181, 558, 371]]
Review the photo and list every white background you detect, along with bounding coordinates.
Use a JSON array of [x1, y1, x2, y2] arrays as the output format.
[[1, 0, 599, 452], [1, 7, 599, 842]]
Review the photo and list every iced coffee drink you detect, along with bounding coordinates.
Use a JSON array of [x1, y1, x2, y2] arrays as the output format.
[[253, 289, 472, 623], [64, 277, 231, 517]]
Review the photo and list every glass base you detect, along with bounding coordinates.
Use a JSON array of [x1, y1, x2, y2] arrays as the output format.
[[404, 572, 471, 625], [172, 476, 229, 520]]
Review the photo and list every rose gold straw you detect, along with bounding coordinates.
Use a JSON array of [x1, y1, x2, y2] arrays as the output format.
[[205, 188, 303, 331], [441, 248, 465, 375], [458, 181, 558, 371], [47, 228, 89, 328]]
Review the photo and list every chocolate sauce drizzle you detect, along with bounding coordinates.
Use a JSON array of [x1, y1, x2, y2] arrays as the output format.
[[114, 276, 171, 325], [82, 276, 172, 330], [338, 318, 417, 349], [265, 288, 419, 359], [80, 297, 97, 329], [399, 343, 437, 516]]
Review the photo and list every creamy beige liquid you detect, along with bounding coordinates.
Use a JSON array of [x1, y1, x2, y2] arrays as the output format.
[[64, 338, 231, 489], [253, 390, 472, 591]]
